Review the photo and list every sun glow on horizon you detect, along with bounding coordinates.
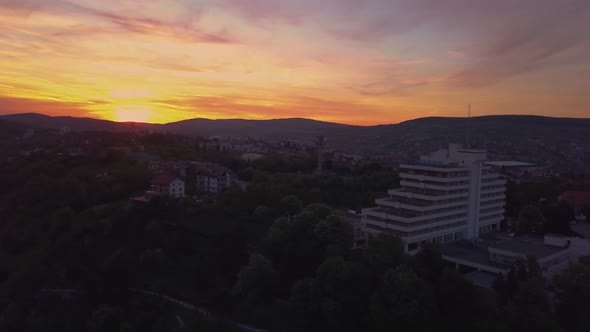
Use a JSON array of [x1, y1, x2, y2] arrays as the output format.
[[111, 105, 156, 123]]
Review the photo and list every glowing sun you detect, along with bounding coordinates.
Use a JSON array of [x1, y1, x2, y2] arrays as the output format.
[[112, 105, 155, 123]]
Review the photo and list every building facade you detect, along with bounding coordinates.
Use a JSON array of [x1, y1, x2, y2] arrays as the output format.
[[188, 162, 233, 194], [362, 144, 507, 253], [151, 175, 185, 198]]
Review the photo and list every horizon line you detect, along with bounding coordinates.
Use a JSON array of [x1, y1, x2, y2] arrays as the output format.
[[1, 111, 589, 127]]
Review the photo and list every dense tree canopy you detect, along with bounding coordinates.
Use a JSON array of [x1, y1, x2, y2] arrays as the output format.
[[0, 130, 589, 331]]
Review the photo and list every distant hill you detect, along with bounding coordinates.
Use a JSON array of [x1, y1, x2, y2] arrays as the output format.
[[0, 113, 353, 138], [0, 113, 151, 132], [2, 113, 590, 158], [330, 115, 590, 154], [160, 117, 353, 137]]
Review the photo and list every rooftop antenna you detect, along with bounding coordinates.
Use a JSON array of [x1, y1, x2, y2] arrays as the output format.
[[466, 104, 471, 147]]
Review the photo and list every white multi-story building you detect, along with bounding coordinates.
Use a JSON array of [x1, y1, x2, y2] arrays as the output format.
[[362, 144, 507, 253], [188, 162, 233, 194]]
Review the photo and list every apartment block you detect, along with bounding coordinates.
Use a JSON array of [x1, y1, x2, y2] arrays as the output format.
[[362, 144, 507, 253]]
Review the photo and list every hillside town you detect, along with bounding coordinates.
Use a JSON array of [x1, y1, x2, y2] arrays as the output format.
[[1, 118, 590, 332]]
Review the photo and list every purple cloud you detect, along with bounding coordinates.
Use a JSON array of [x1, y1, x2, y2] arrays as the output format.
[[223, 0, 590, 87], [0, 0, 237, 44]]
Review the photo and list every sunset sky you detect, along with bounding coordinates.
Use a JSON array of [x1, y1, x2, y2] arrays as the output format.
[[0, 0, 588, 125]]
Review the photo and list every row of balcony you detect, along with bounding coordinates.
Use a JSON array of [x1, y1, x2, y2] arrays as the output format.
[[479, 193, 506, 203], [401, 180, 470, 191], [479, 215, 504, 225], [364, 213, 468, 233], [399, 162, 468, 171], [400, 172, 470, 183], [376, 197, 469, 212], [480, 200, 505, 208], [479, 208, 505, 218], [363, 206, 469, 223], [388, 188, 469, 201]]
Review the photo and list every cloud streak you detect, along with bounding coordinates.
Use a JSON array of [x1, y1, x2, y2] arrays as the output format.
[[223, 0, 590, 87]]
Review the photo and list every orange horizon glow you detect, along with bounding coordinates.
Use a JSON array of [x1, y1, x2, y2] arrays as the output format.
[[0, 1, 588, 126]]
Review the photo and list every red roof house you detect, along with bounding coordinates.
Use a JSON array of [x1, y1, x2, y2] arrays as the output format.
[[559, 191, 590, 207]]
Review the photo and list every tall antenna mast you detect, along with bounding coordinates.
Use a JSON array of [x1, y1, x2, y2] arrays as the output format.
[[466, 104, 471, 147]]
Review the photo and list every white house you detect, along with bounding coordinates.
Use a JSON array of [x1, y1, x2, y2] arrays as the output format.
[[151, 175, 185, 198]]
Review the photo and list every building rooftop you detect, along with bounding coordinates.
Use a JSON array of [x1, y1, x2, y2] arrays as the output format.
[[399, 160, 466, 168], [190, 162, 232, 177], [481, 232, 565, 258], [441, 240, 509, 271], [151, 175, 180, 186], [485, 161, 536, 168], [441, 232, 570, 275]]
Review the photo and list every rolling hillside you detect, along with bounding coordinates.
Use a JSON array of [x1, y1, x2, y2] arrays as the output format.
[[2, 113, 589, 158]]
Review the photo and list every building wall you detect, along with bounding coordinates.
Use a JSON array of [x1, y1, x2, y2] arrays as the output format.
[[195, 173, 232, 194], [169, 179, 185, 198], [362, 144, 506, 253]]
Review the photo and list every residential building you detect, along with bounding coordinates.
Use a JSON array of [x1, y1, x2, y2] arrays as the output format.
[[151, 175, 185, 198], [362, 143, 507, 253], [188, 162, 233, 194], [174, 160, 192, 177], [346, 210, 366, 247], [148, 160, 175, 174], [23, 128, 35, 139]]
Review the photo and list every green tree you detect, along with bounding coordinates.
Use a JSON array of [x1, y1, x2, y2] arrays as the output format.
[[311, 257, 371, 329], [86, 306, 124, 332], [253, 205, 275, 223], [313, 212, 354, 257], [371, 265, 439, 332], [578, 255, 590, 267], [554, 263, 590, 332], [366, 234, 406, 275], [505, 279, 556, 332], [493, 273, 510, 305], [303, 203, 332, 219], [525, 255, 543, 280], [235, 253, 278, 304], [437, 269, 497, 332], [505, 256, 543, 297], [517, 205, 546, 234], [217, 187, 247, 211], [263, 211, 324, 289], [280, 195, 303, 217], [412, 242, 445, 283], [289, 278, 317, 326], [266, 217, 291, 244]]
